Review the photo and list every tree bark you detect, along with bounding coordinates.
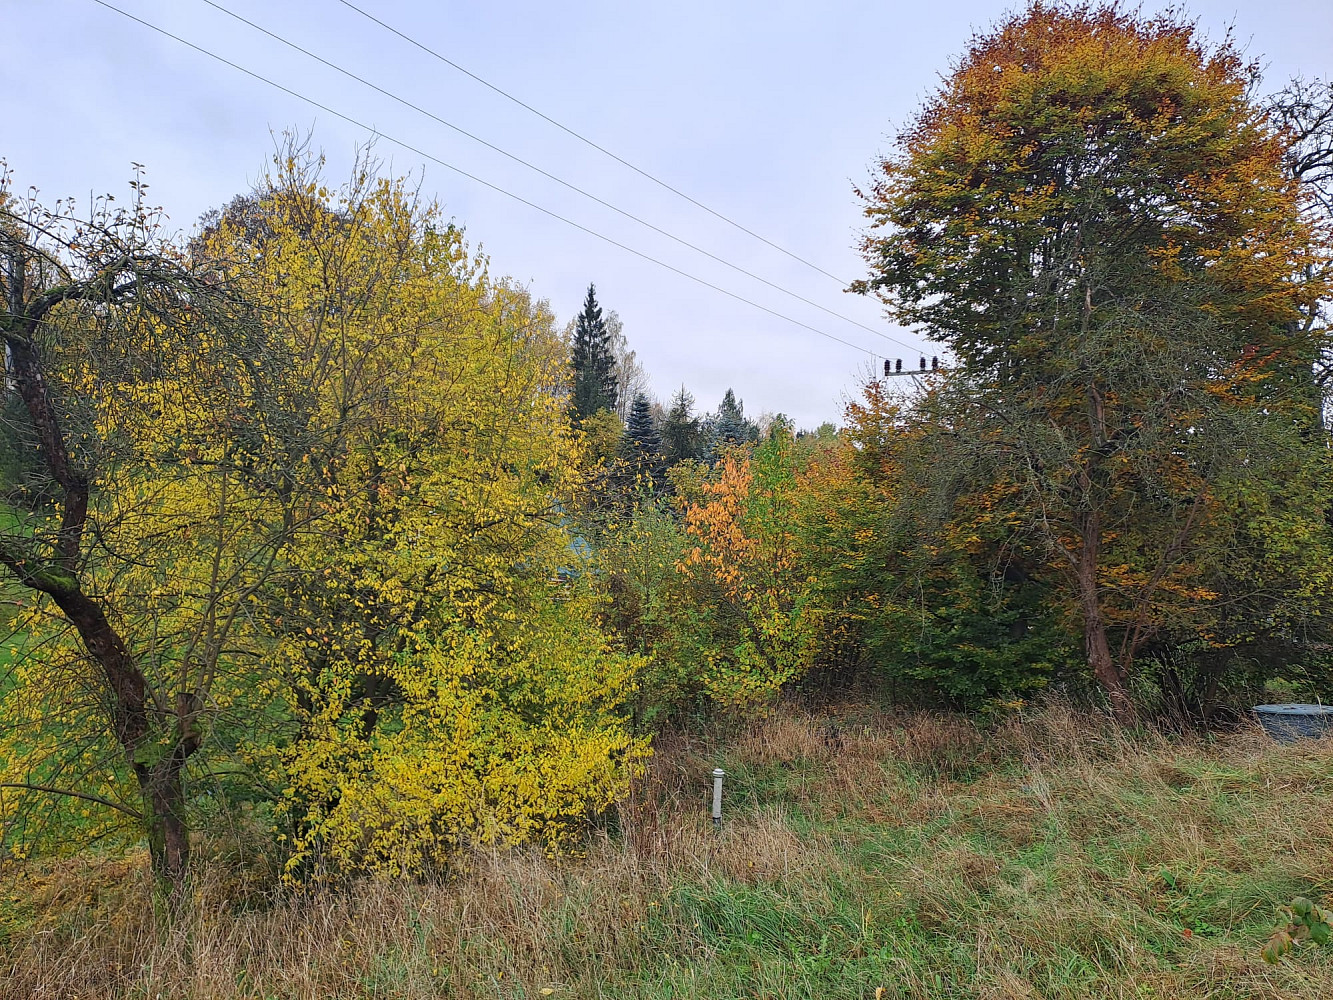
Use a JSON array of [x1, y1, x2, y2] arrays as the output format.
[[142, 756, 191, 884], [30, 573, 194, 884], [1073, 512, 1135, 722]]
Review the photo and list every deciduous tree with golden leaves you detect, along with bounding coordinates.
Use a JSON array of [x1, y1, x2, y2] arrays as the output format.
[[0, 145, 646, 888]]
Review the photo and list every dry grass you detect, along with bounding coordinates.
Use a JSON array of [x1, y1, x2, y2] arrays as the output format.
[[4, 702, 1333, 999]]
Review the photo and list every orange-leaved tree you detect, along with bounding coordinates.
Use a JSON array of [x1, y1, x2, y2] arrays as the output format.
[[678, 425, 827, 705], [854, 3, 1329, 716]]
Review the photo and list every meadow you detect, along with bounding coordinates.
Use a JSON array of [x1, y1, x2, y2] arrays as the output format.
[[3, 703, 1331, 1000]]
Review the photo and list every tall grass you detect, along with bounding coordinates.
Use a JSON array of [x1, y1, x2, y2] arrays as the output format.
[[3, 703, 1332, 998]]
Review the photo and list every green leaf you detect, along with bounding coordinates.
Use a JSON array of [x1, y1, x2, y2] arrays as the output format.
[[1263, 930, 1293, 964]]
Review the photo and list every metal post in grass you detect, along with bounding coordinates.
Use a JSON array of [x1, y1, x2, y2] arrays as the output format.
[[711, 768, 725, 828]]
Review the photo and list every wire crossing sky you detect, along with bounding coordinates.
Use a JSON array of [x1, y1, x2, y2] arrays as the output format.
[[186, 0, 921, 355], [3, 0, 1328, 428], [334, 0, 856, 288], [88, 0, 891, 361]]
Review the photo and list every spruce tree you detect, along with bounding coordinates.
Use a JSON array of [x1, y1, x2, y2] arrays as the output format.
[[624, 392, 662, 458], [569, 283, 618, 420], [661, 384, 703, 464], [621, 391, 665, 492], [704, 388, 759, 461]]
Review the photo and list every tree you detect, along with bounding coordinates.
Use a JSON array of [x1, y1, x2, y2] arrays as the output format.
[[565, 308, 646, 423], [854, 3, 1326, 716], [569, 283, 618, 420], [1268, 76, 1333, 221], [704, 388, 759, 461], [622, 391, 664, 488], [199, 150, 645, 878], [0, 146, 648, 888], [679, 425, 827, 704], [625, 392, 661, 455], [835, 379, 1078, 706], [0, 166, 281, 885], [593, 497, 703, 725], [603, 310, 651, 423], [1266, 77, 1333, 422], [661, 385, 703, 464]]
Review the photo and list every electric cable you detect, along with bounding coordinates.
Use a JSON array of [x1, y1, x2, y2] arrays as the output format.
[[195, 0, 920, 355], [88, 0, 888, 359], [337, 0, 855, 288]]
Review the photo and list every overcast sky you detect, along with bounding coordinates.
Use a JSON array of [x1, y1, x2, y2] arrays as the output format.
[[4, 0, 1330, 428]]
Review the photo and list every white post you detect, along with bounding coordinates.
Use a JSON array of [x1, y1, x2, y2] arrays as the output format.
[[711, 767, 725, 828]]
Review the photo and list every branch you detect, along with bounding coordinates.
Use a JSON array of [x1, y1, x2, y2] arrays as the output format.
[[1116, 491, 1209, 670], [0, 782, 143, 820], [0, 534, 78, 596]]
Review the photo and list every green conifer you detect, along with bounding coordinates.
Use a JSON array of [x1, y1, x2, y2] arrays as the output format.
[[625, 392, 661, 457], [621, 391, 665, 493], [569, 283, 618, 420], [704, 388, 759, 461], [661, 384, 703, 464]]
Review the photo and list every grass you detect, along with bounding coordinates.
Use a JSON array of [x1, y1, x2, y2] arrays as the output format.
[[2, 702, 1332, 998]]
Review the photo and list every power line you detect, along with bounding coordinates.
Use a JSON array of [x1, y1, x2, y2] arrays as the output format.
[[336, 0, 853, 287], [195, 0, 922, 355], [87, 0, 886, 360]]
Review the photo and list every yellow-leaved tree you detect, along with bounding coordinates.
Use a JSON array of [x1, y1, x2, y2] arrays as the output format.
[[1, 164, 287, 884], [198, 146, 646, 878], [0, 146, 644, 887]]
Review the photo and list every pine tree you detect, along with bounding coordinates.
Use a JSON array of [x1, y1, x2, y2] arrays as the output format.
[[661, 384, 703, 464], [569, 283, 618, 420], [704, 388, 759, 461]]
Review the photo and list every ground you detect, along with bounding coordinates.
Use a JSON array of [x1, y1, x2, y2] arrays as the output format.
[[2, 703, 1332, 999]]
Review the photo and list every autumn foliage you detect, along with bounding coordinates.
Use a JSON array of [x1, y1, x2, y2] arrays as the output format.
[[677, 428, 827, 705], [1, 148, 644, 882], [853, 2, 1330, 714], [2, 3, 1333, 906]]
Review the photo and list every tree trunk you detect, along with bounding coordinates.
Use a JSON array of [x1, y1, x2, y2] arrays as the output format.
[[24, 576, 194, 889], [4, 245, 197, 893], [1074, 513, 1135, 722], [141, 756, 191, 884]]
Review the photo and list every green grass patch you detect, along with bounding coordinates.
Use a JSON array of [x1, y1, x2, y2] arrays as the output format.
[[3, 705, 1333, 998]]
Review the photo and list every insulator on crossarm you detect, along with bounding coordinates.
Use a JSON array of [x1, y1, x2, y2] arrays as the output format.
[[919, 357, 926, 371], [896, 358, 902, 373], [932, 356, 939, 371], [884, 359, 891, 377]]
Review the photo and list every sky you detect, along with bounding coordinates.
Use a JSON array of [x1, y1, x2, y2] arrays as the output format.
[[4, 0, 1330, 429]]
